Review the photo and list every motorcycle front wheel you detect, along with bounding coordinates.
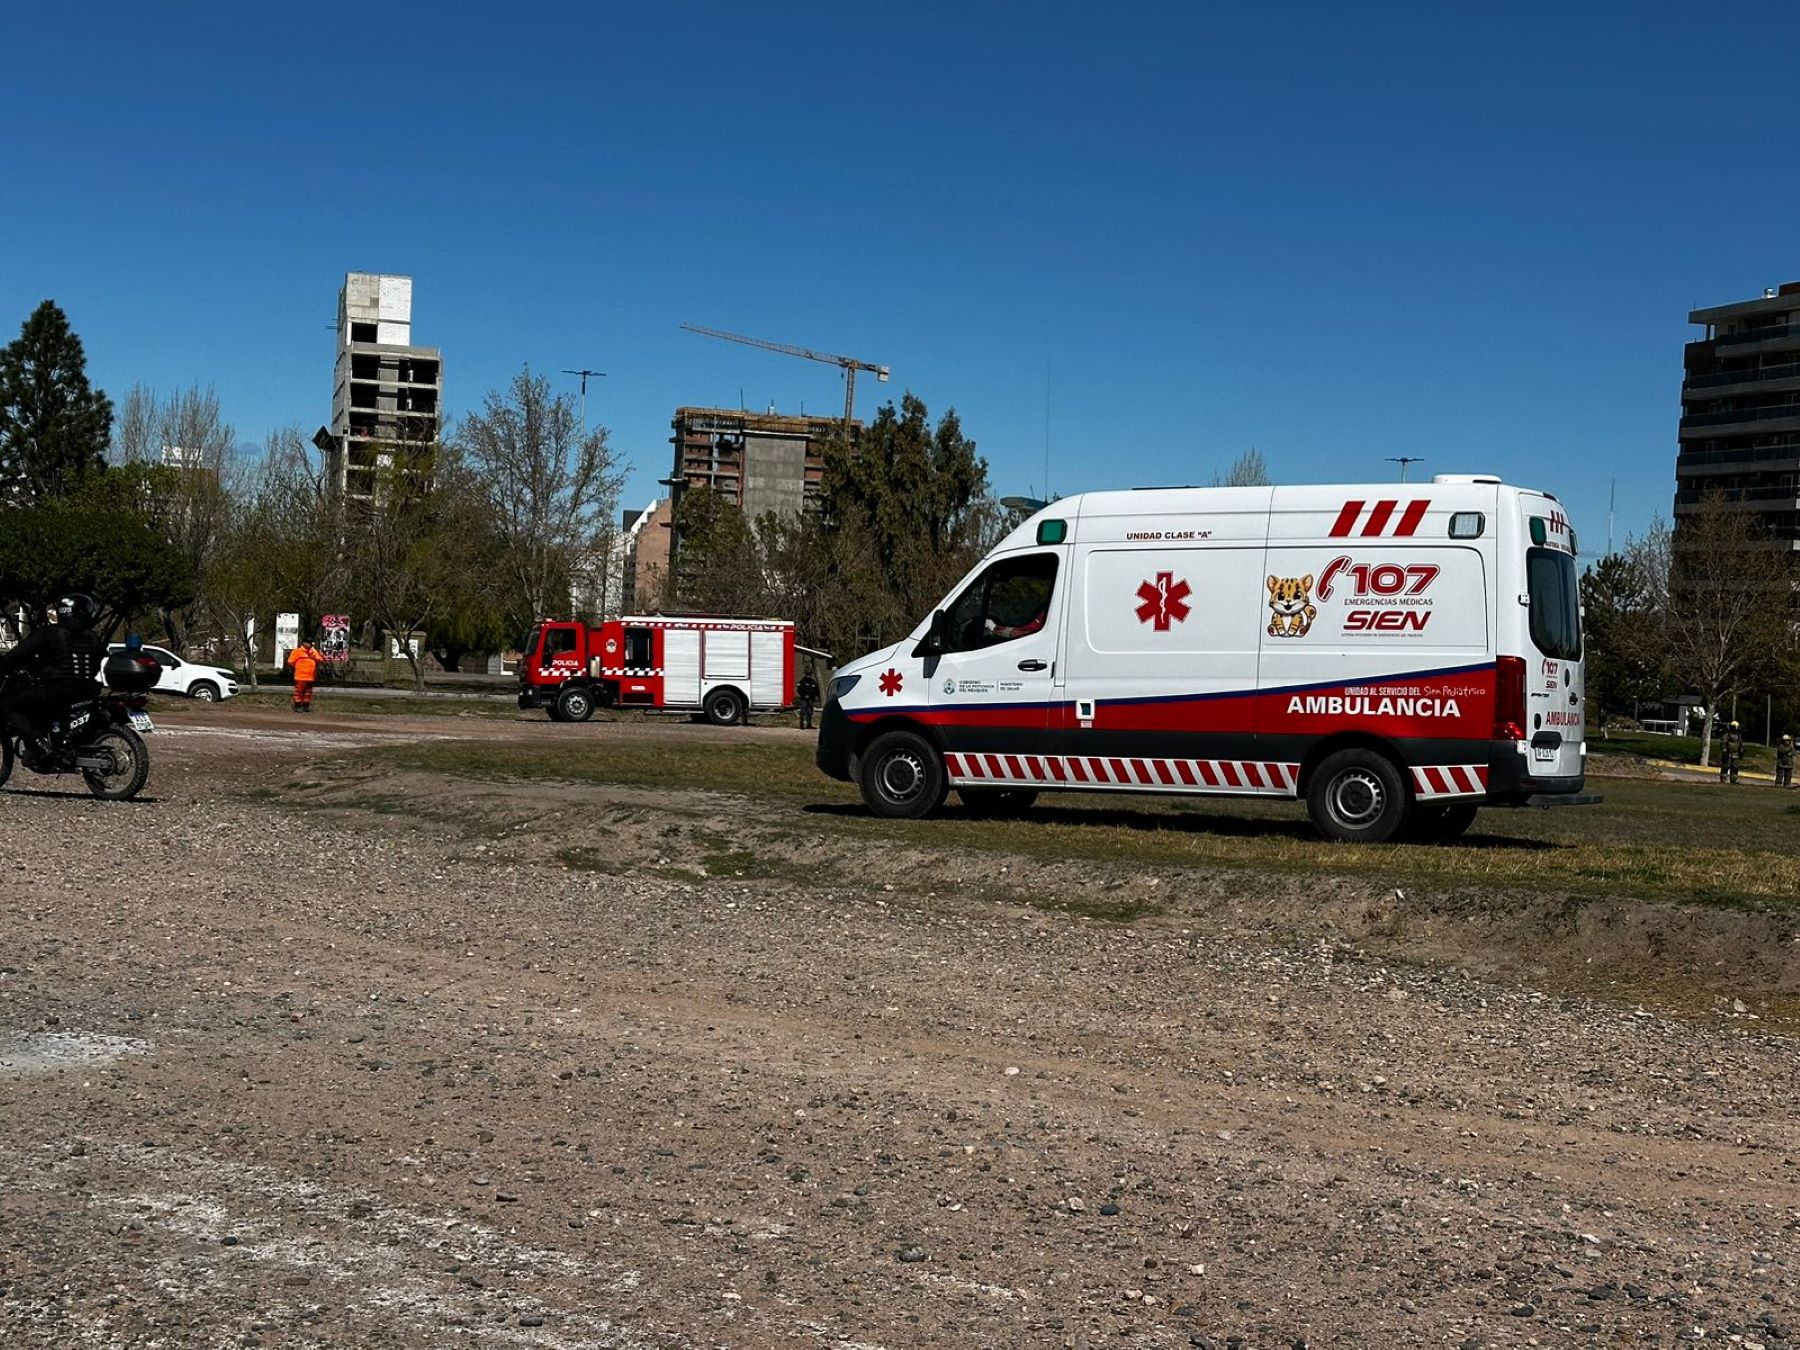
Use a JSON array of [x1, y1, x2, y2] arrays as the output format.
[[0, 736, 12, 790], [82, 727, 150, 801]]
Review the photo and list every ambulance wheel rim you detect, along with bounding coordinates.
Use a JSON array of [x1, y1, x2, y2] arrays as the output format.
[[877, 749, 927, 804], [1326, 768, 1385, 829]]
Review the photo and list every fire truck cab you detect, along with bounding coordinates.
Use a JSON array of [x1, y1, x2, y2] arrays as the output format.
[[518, 614, 797, 726], [818, 477, 1598, 843]]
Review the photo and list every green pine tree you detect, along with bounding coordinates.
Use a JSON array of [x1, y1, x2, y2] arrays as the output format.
[[0, 300, 114, 503]]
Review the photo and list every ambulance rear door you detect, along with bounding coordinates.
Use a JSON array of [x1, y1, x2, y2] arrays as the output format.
[[1512, 492, 1585, 779]]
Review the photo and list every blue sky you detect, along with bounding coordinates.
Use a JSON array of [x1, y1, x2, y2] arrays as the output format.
[[3, 2, 1795, 547]]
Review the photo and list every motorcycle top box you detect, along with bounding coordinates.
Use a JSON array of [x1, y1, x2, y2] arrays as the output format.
[[103, 652, 162, 693]]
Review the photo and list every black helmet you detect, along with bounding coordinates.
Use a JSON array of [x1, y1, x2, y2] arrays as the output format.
[[56, 593, 99, 630]]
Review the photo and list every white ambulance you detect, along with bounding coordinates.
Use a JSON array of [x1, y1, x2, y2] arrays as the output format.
[[815, 476, 1596, 842]]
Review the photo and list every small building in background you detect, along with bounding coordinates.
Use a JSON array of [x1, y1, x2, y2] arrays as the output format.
[[328, 272, 443, 503], [621, 498, 674, 611]]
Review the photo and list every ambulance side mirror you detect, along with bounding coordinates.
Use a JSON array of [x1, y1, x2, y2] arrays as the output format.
[[913, 610, 947, 658]]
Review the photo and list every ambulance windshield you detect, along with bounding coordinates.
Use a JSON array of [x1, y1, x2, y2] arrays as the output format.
[[1526, 548, 1581, 661]]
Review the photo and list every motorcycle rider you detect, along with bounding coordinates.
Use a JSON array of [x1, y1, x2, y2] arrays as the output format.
[[0, 593, 109, 756]]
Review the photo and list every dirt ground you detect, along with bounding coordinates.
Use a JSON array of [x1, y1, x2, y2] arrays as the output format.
[[2, 705, 1797, 1349]]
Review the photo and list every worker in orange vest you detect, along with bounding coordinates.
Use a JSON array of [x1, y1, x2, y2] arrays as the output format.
[[286, 638, 326, 714]]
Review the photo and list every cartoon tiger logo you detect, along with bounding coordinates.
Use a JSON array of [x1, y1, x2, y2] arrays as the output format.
[[1266, 573, 1316, 638]]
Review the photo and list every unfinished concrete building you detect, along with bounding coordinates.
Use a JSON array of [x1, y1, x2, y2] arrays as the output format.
[[668, 407, 856, 520], [328, 273, 443, 502]]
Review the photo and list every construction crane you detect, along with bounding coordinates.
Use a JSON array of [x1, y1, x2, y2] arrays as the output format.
[[680, 323, 889, 426]]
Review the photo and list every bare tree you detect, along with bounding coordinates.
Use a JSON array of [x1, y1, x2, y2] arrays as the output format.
[[111, 384, 158, 465], [1631, 495, 1793, 766], [344, 445, 491, 692], [456, 369, 626, 628], [1214, 446, 1271, 487], [102, 384, 245, 650]]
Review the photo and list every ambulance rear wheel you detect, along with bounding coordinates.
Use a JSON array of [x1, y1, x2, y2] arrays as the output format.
[[1307, 749, 1407, 844], [860, 730, 944, 819], [958, 789, 1039, 818], [555, 686, 596, 723], [704, 688, 746, 726]]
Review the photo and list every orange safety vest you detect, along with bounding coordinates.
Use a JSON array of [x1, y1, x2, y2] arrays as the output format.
[[288, 644, 321, 682]]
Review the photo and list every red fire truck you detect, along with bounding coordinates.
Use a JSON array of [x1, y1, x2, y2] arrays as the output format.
[[518, 614, 800, 725]]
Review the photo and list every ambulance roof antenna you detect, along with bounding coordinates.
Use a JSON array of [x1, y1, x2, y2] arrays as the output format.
[[1386, 455, 1425, 483]]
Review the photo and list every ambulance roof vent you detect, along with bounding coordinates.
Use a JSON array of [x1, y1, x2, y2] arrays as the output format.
[[1432, 473, 1502, 485]]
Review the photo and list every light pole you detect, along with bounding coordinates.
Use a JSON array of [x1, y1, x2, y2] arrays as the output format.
[[1386, 455, 1425, 483], [562, 368, 606, 429]]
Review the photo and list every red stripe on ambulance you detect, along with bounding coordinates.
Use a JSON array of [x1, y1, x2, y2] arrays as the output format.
[[1328, 501, 1364, 537], [944, 755, 1302, 798]]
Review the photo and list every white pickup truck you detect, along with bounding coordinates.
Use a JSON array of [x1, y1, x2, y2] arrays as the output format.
[[106, 644, 239, 702]]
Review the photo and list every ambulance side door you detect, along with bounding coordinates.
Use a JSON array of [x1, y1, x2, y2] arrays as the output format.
[[922, 548, 1063, 767], [1060, 542, 1267, 765]]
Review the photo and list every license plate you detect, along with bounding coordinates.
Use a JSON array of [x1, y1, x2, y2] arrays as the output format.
[[129, 712, 154, 733], [1533, 745, 1556, 762]]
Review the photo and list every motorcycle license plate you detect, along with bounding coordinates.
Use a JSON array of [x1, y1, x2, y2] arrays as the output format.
[[1532, 745, 1556, 762], [129, 712, 155, 733]]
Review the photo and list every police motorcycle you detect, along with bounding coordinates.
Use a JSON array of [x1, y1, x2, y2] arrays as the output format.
[[0, 637, 160, 801]]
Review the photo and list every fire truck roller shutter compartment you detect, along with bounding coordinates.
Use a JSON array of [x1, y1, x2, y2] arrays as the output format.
[[750, 630, 785, 706], [663, 630, 701, 705], [705, 628, 751, 682]]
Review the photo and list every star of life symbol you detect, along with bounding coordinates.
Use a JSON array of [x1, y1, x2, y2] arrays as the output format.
[[879, 668, 904, 697], [1134, 572, 1192, 631]]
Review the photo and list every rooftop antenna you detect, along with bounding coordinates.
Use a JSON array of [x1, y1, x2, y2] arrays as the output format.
[[1608, 478, 1616, 555], [1386, 455, 1425, 483], [562, 368, 606, 429], [1044, 353, 1053, 501]]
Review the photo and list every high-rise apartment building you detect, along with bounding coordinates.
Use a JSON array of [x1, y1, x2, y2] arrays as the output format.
[[328, 273, 443, 502], [1676, 280, 1800, 541]]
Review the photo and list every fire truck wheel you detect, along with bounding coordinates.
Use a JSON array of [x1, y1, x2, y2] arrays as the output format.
[[1307, 748, 1407, 844], [555, 686, 596, 723], [1401, 801, 1479, 844], [704, 688, 746, 726], [957, 788, 1039, 817], [860, 730, 945, 819]]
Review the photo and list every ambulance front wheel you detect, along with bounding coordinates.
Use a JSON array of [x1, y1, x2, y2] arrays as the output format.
[[1307, 748, 1407, 844], [859, 730, 946, 819]]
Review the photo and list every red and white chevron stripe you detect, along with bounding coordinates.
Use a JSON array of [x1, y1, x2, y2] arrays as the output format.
[[945, 752, 1300, 796], [1327, 498, 1430, 538], [1410, 764, 1489, 799]]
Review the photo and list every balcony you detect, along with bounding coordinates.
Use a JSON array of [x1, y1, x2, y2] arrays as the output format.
[[1715, 322, 1799, 347], [1674, 484, 1800, 507], [1676, 444, 1800, 471], [1685, 360, 1800, 390], [1679, 404, 1800, 432]]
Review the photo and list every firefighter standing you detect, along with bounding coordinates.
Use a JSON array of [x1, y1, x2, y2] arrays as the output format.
[[286, 638, 325, 714], [1778, 734, 1795, 789], [796, 666, 821, 731], [1720, 720, 1746, 784]]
